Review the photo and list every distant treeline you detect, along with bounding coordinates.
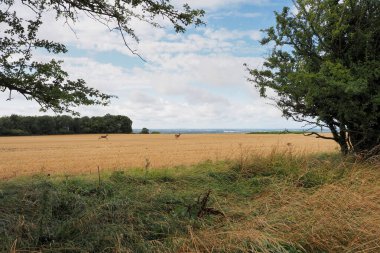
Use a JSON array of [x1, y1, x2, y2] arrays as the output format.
[[0, 114, 132, 136]]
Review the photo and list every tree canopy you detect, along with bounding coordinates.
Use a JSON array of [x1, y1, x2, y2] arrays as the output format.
[[0, 114, 133, 135], [0, 0, 204, 115], [140, 127, 149, 134], [246, 0, 380, 156]]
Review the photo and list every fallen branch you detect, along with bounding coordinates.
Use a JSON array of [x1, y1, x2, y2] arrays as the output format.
[[188, 190, 225, 218]]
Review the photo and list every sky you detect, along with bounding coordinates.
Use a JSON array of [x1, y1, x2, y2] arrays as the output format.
[[0, 0, 305, 129]]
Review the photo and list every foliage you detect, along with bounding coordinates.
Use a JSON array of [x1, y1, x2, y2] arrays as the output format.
[[0, 152, 379, 252], [0, 114, 132, 135], [140, 127, 149, 134], [246, 0, 380, 155], [0, 0, 204, 114]]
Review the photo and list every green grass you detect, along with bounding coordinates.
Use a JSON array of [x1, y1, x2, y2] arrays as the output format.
[[246, 130, 306, 134], [1, 152, 379, 252]]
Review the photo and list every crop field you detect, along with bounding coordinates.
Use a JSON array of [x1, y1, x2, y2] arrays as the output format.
[[0, 133, 338, 178]]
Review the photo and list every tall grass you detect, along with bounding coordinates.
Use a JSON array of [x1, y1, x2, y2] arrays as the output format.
[[0, 150, 379, 252]]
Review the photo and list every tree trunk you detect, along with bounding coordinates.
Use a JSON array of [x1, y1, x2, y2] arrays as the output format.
[[328, 120, 380, 156], [338, 135, 349, 155], [349, 130, 380, 154], [328, 122, 349, 155]]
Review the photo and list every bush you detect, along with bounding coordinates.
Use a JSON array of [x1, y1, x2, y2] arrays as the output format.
[[140, 128, 149, 134]]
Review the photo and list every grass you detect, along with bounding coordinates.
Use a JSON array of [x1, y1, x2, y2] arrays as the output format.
[[0, 151, 379, 252]]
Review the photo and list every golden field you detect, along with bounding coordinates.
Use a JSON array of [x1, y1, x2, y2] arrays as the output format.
[[0, 133, 338, 178]]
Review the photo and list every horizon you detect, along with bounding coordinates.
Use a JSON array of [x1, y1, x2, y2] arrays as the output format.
[[132, 128, 330, 133]]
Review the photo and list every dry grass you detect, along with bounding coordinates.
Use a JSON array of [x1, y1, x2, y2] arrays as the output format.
[[179, 155, 380, 253], [0, 133, 337, 178], [1, 149, 378, 252]]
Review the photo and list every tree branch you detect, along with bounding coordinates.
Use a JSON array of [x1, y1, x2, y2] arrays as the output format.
[[117, 21, 147, 62], [304, 132, 335, 140]]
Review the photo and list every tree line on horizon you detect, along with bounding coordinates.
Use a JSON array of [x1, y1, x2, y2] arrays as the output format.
[[0, 114, 132, 136]]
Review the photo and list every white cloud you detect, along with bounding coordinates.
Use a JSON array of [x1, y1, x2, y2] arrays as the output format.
[[209, 11, 262, 19], [36, 12, 262, 60], [0, 52, 300, 129], [0, 0, 304, 129]]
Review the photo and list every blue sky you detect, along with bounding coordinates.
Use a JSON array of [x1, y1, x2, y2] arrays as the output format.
[[0, 0, 306, 129]]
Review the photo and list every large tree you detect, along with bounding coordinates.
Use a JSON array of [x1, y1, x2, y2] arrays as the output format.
[[246, 0, 380, 156], [0, 0, 204, 115]]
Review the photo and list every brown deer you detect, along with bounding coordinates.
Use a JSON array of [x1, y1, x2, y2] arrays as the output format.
[[98, 134, 109, 140], [174, 133, 181, 139]]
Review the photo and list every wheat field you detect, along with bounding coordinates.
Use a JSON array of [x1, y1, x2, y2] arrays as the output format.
[[0, 133, 338, 178]]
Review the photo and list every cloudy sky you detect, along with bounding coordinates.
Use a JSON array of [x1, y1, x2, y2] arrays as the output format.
[[0, 0, 305, 130]]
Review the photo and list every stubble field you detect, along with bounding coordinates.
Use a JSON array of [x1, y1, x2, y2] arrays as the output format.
[[0, 133, 338, 178]]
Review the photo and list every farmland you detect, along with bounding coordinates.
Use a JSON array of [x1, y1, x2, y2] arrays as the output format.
[[1, 134, 379, 253], [0, 134, 338, 178]]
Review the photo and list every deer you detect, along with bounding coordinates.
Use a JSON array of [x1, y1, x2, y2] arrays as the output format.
[[174, 133, 181, 139], [98, 134, 109, 140]]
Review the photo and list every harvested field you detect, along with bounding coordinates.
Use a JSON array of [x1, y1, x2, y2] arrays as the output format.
[[0, 134, 338, 178]]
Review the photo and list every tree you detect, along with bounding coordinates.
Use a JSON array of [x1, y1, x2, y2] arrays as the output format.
[[0, 0, 204, 115], [56, 115, 74, 133], [0, 114, 133, 135], [246, 0, 380, 156], [140, 127, 149, 134], [37, 115, 56, 134]]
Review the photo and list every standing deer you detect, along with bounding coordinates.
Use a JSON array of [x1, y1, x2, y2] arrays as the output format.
[[98, 134, 109, 140], [174, 133, 181, 139]]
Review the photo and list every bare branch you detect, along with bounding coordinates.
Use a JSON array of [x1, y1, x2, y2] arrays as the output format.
[[6, 90, 13, 101], [117, 22, 147, 62], [63, 19, 79, 39], [304, 132, 335, 140], [21, 0, 39, 14]]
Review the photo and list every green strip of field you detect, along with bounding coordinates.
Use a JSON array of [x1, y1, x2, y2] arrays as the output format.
[[246, 131, 306, 134]]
